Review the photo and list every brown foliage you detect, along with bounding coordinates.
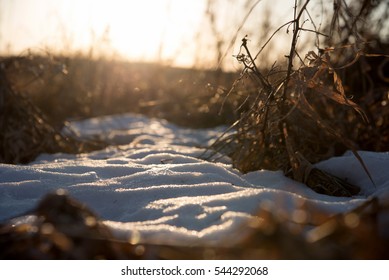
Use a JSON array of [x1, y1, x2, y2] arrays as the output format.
[[207, 0, 389, 197], [0, 61, 106, 164]]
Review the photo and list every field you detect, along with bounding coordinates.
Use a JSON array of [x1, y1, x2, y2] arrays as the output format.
[[1, 0, 389, 259]]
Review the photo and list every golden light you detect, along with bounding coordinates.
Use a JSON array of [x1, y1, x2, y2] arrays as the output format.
[[80, 0, 206, 64], [1, 0, 207, 67]]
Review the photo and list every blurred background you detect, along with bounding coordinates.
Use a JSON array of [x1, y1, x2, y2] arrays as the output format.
[[0, 0, 388, 137], [0, 0, 307, 70]]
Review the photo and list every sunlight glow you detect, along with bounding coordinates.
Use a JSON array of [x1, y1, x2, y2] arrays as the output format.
[[0, 0, 206, 67]]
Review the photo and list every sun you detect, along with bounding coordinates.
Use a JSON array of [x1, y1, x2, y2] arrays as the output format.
[[69, 0, 206, 65], [0, 0, 206, 67], [95, 0, 171, 60]]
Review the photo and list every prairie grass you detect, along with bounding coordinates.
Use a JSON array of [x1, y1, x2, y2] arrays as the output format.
[[1, 53, 238, 128], [207, 0, 389, 197]]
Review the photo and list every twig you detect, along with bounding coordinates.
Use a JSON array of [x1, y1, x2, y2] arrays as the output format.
[[282, 0, 311, 101], [241, 36, 271, 91]]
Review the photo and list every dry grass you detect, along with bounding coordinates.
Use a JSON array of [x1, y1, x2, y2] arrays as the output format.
[[207, 0, 389, 197], [0, 57, 106, 164], [1, 53, 238, 127]]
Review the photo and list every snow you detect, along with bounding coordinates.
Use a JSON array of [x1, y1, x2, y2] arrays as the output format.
[[1, 113, 388, 246]]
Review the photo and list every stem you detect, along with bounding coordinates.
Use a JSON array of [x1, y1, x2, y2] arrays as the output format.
[[282, 0, 311, 101], [241, 37, 271, 91]]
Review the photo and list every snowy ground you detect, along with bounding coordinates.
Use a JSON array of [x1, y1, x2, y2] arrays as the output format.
[[1, 113, 388, 246]]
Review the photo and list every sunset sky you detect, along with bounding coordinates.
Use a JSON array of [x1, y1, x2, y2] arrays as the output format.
[[1, 0, 208, 65], [0, 0, 367, 70], [0, 0, 292, 69]]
